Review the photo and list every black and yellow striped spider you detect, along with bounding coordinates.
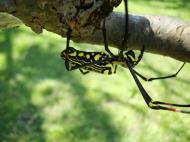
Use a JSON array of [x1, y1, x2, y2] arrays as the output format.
[[61, 0, 190, 114], [61, 29, 144, 75]]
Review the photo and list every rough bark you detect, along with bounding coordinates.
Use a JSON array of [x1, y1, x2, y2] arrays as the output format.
[[0, 0, 190, 63], [0, 13, 22, 29]]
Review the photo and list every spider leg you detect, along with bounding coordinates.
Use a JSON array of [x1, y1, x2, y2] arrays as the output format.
[[66, 0, 85, 47], [102, 19, 115, 57], [134, 45, 145, 66], [126, 60, 190, 114], [64, 59, 70, 71], [114, 65, 117, 73], [66, 28, 72, 49], [119, 0, 129, 57], [133, 62, 185, 82], [79, 68, 90, 75]]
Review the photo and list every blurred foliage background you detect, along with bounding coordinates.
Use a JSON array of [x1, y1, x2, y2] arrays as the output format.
[[0, 0, 190, 142]]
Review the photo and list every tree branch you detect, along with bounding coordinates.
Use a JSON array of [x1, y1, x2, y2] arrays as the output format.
[[83, 13, 190, 63], [0, 0, 16, 13], [0, 13, 22, 29], [0, 0, 190, 62]]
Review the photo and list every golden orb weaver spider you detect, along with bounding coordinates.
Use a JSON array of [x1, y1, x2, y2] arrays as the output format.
[[61, 0, 190, 114]]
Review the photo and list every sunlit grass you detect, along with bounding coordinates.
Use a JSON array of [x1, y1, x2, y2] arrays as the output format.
[[115, 0, 190, 20], [1, 0, 190, 142]]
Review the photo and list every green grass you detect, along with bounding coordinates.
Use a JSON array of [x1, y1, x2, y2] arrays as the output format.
[[1, 0, 190, 142], [116, 0, 190, 20]]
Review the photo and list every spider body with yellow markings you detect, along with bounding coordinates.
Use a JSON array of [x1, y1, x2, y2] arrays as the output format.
[[61, 46, 144, 75]]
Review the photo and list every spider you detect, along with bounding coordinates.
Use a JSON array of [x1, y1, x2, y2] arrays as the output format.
[[61, 0, 190, 114]]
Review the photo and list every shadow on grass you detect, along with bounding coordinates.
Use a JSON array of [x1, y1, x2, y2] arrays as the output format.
[[60, 84, 122, 142], [0, 28, 122, 142], [0, 29, 45, 142]]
